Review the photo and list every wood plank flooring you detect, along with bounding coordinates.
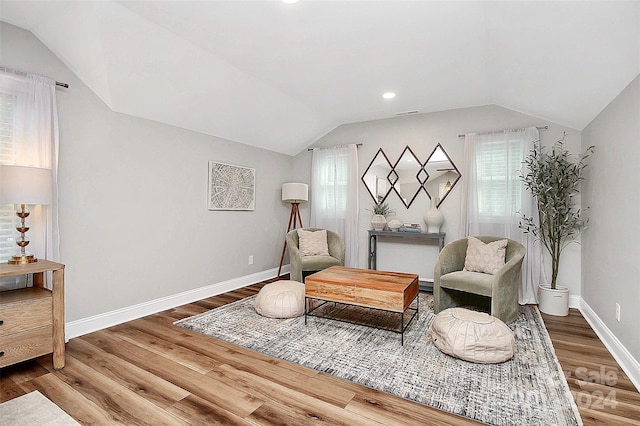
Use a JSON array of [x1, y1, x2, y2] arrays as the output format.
[[2, 278, 638, 425]]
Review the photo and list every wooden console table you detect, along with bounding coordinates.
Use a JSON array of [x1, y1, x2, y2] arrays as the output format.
[[368, 230, 445, 292], [0, 260, 65, 369]]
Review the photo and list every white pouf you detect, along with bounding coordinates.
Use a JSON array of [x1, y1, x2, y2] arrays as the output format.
[[254, 280, 305, 318], [431, 307, 515, 364]]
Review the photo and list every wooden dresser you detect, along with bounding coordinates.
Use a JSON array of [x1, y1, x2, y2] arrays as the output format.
[[0, 260, 65, 369]]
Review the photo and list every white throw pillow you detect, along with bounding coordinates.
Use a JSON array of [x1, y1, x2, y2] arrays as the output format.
[[463, 236, 508, 275], [297, 229, 330, 256]]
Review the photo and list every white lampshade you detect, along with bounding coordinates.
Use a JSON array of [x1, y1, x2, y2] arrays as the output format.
[[0, 165, 53, 205], [282, 182, 308, 203]]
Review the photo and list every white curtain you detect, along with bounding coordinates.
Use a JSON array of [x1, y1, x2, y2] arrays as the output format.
[[460, 127, 542, 304], [310, 144, 359, 267], [0, 71, 60, 264]]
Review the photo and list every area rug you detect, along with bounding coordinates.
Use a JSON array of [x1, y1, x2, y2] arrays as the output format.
[[174, 293, 582, 426], [0, 391, 80, 426]]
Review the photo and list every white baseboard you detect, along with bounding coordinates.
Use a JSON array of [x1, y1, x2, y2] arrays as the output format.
[[579, 298, 640, 392], [66, 265, 290, 340]]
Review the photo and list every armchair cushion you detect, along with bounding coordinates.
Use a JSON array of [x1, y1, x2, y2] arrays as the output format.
[[297, 229, 330, 256], [440, 271, 493, 297], [301, 255, 342, 271], [463, 236, 508, 275]]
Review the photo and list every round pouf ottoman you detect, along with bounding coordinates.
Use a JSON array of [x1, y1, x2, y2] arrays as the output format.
[[254, 280, 305, 318], [431, 308, 515, 364]]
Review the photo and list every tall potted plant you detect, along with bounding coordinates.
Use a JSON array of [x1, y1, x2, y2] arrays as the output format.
[[519, 133, 594, 316]]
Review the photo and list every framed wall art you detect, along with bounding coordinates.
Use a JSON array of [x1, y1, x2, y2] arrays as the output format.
[[208, 161, 256, 211]]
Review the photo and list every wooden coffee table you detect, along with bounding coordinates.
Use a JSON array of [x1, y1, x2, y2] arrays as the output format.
[[304, 266, 419, 345]]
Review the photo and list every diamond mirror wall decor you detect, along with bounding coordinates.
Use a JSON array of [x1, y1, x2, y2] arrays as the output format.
[[391, 146, 423, 208], [361, 143, 461, 208], [361, 148, 393, 204], [422, 143, 461, 207]]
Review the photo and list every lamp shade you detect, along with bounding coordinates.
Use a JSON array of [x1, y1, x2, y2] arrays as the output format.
[[282, 182, 308, 203], [0, 165, 53, 205]]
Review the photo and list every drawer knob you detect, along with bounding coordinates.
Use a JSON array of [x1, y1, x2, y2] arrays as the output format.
[[0, 320, 3, 325], [0, 351, 4, 357]]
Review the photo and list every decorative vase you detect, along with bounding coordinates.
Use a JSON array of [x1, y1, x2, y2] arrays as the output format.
[[423, 196, 444, 233], [387, 219, 402, 231], [538, 284, 569, 316], [371, 214, 387, 231]]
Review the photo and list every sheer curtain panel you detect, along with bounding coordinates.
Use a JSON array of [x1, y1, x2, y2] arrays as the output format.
[[0, 71, 60, 270], [310, 144, 359, 267], [460, 127, 541, 304]]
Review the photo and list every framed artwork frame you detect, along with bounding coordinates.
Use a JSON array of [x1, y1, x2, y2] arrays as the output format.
[[208, 161, 256, 211]]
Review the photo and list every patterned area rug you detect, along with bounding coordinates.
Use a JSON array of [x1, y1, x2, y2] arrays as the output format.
[[0, 391, 80, 426], [174, 293, 582, 426]]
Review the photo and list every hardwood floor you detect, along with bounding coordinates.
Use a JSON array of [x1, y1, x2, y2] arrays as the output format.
[[540, 310, 640, 425], [2, 278, 639, 425]]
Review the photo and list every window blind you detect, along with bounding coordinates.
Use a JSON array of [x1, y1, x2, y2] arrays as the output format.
[[476, 137, 524, 218]]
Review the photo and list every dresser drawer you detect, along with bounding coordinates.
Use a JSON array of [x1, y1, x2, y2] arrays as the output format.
[[0, 289, 52, 336], [0, 325, 53, 368]]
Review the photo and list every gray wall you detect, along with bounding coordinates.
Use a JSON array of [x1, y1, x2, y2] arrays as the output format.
[[299, 106, 583, 294], [1, 22, 294, 322], [582, 75, 640, 361]]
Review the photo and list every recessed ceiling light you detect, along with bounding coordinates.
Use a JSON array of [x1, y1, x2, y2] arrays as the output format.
[[281, 0, 300, 4], [383, 92, 396, 99]]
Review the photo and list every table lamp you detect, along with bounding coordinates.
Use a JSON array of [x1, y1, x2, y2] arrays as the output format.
[[277, 182, 308, 277], [0, 165, 53, 264]]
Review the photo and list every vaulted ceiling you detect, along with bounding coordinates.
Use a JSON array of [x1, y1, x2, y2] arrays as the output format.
[[1, 1, 638, 155]]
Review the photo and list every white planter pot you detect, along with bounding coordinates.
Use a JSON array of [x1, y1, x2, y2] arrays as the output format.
[[371, 214, 387, 231], [538, 284, 569, 316]]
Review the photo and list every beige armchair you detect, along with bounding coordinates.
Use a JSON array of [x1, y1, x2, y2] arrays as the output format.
[[434, 236, 526, 324], [286, 228, 345, 282]]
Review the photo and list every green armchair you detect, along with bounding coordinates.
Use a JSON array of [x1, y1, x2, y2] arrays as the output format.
[[434, 236, 526, 324], [286, 228, 345, 282]]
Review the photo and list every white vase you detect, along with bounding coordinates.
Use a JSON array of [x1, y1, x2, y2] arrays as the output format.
[[371, 214, 387, 231], [423, 197, 444, 233], [538, 284, 569, 316]]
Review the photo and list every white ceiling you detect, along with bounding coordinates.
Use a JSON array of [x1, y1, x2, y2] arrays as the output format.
[[1, 1, 638, 155]]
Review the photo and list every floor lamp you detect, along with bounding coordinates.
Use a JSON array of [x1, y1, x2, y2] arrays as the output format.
[[277, 182, 308, 278]]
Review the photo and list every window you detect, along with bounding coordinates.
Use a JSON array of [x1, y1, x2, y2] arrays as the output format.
[[0, 91, 17, 262], [0, 89, 25, 289], [475, 138, 526, 220], [317, 152, 349, 214]]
